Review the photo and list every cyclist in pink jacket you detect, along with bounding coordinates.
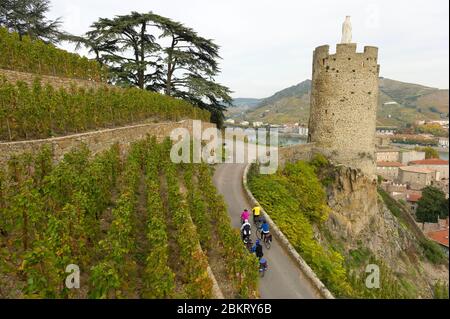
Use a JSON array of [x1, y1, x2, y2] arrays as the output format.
[[240, 209, 250, 224]]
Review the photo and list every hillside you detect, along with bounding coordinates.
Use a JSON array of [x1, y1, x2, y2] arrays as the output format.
[[233, 78, 449, 126], [0, 28, 210, 142], [0, 138, 258, 298], [248, 158, 448, 298]]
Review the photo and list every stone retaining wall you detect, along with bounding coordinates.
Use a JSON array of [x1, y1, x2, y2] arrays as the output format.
[[0, 120, 215, 164], [0, 68, 108, 90], [278, 143, 315, 167], [242, 163, 335, 299]]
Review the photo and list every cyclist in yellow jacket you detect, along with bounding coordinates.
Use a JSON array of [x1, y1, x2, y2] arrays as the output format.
[[252, 206, 262, 225]]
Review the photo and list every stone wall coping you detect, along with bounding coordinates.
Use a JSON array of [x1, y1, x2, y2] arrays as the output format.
[[0, 120, 189, 146]]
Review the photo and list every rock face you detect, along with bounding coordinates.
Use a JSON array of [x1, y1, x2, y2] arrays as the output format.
[[322, 165, 448, 297], [325, 166, 411, 263]]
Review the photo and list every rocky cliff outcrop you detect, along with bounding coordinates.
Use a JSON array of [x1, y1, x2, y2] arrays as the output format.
[[320, 164, 448, 298]]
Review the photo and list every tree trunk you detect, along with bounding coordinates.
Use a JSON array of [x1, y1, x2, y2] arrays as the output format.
[[165, 38, 176, 96], [137, 22, 146, 90]]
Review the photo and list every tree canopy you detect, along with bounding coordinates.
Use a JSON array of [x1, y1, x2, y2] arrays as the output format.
[[0, 0, 62, 43], [68, 11, 232, 126], [414, 146, 440, 159], [416, 186, 449, 224]]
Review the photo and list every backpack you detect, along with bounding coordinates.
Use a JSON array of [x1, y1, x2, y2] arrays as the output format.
[[243, 224, 251, 236], [256, 244, 263, 257]]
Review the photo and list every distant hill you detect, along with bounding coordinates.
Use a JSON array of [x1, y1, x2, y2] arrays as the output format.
[[230, 78, 449, 126]]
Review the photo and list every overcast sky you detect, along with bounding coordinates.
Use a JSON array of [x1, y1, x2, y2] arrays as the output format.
[[48, 0, 449, 98]]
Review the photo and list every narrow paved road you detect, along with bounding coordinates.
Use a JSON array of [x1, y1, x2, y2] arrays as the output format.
[[213, 163, 320, 299]]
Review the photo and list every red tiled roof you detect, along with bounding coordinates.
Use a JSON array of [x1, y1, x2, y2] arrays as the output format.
[[409, 159, 449, 165], [427, 229, 449, 247], [406, 193, 422, 202], [377, 161, 403, 167]]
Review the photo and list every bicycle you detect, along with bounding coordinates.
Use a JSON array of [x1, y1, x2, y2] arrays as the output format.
[[242, 234, 253, 252], [256, 224, 263, 240], [253, 214, 263, 228], [261, 233, 272, 249], [259, 258, 268, 277]]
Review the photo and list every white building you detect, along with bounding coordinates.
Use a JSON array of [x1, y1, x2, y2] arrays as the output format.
[[298, 126, 309, 136], [253, 121, 264, 127], [439, 137, 449, 148], [224, 119, 235, 124], [240, 121, 249, 126]]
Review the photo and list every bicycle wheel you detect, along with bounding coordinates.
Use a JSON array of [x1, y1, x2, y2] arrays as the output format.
[[265, 238, 271, 249], [257, 228, 263, 240]]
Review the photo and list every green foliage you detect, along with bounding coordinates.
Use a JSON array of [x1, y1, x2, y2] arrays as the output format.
[[413, 146, 440, 159], [1, 144, 121, 298], [282, 161, 330, 223], [419, 238, 447, 265], [378, 187, 402, 219], [0, 0, 62, 44], [161, 142, 213, 298], [73, 12, 232, 124], [248, 161, 352, 297], [391, 136, 438, 146], [416, 186, 448, 223], [0, 137, 254, 299], [310, 153, 329, 169], [433, 280, 449, 299], [183, 164, 211, 250], [348, 259, 418, 299], [142, 138, 175, 298], [0, 27, 106, 80], [415, 123, 448, 138], [0, 76, 210, 141], [378, 187, 447, 265]]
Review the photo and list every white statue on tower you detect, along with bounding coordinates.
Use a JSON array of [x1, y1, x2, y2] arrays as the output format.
[[341, 16, 352, 43]]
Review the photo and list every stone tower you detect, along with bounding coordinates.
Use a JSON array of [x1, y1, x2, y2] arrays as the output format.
[[308, 43, 380, 177]]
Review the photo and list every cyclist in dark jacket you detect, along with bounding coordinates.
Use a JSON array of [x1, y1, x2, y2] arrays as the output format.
[[251, 239, 264, 259]]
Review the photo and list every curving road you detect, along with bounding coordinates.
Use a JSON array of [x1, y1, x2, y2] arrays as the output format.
[[213, 163, 320, 299]]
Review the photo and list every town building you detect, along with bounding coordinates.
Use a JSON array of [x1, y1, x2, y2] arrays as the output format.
[[398, 166, 436, 190], [376, 149, 400, 162], [408, 159, 449, 180], [376, 126, 397, 135], [376, 161, 403, 180], [439, 137, 449, 148], [426, 226, 449, 256], [405, 193, 422, 215], [399, 150, 425, 165], [298, 126, 309, 136]]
